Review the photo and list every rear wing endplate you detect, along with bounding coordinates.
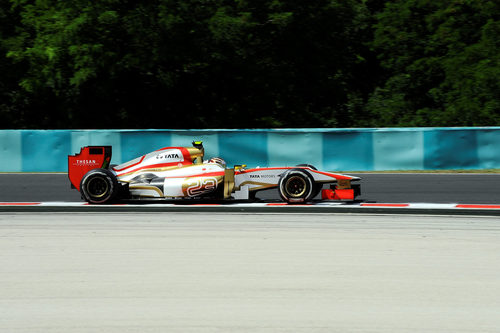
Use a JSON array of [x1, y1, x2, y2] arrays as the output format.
[[68, 146, 112, 191]]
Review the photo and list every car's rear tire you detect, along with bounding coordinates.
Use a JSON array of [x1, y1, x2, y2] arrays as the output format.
[[80, 168, 118, 204], [278, 168, 315, 204]]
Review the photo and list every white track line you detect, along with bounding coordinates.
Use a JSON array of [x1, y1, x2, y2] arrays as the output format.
[[1, 202, 500, 210]]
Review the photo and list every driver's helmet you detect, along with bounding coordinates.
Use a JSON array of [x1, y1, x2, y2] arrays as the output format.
[[208, 157, 226, 168]]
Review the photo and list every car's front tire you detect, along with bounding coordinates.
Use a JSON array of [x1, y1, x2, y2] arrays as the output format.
[[296, 164, 322, 198], [80, 168, 118, 204], [278, 168, 315, 204]]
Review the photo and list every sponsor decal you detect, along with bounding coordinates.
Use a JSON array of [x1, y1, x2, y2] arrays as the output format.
[[157, 153, 180, 159], [74, 159, 98, 166], [155, 149, 184, 162], [249, 174, 276, 179]]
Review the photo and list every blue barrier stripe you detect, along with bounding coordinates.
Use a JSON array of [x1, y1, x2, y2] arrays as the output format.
[[0, 130, 22, 172], [424, 129, 479, 169], [2, 128, 500, 172], [373, 130, 424, 170], [477, 129, 500, 169], [323, 131, 374, 171], [218, 131, 268, 168], [267, 132, 323, 169], [22, 130, 72, 172]]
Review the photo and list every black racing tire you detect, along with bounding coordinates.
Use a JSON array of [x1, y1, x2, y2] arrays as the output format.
[[296, 164, 321, 198], [80, 168, 118, 204], [278, 168, 315, 204]]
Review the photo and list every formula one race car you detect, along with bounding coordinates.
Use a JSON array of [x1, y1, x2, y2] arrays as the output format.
[[68, 141, 360, 204]]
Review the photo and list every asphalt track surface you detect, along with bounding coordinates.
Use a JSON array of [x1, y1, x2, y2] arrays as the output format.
[[2, 173, 500, 204], [1, 212, 499, 333]]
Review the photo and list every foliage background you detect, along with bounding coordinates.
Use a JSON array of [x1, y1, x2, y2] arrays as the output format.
[[1, 0, 499, 129]]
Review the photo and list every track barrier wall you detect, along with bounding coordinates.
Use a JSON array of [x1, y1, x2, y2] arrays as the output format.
[[1, 128, 500, 172]]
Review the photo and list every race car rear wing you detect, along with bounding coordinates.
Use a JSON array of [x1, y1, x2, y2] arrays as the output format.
[[68, 146, 112, 191]]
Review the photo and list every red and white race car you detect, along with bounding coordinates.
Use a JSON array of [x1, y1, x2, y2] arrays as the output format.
[[68, 141, 360, 204]]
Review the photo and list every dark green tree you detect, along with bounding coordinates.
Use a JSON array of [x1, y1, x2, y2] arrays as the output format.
[[367, 0, 500, 126], [0, 0, 25, 127], [3, 0, 371, 128]]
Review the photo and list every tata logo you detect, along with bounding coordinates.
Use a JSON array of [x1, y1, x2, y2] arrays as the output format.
[[156, 153, 180, 159], [155, 149, 184, 162]]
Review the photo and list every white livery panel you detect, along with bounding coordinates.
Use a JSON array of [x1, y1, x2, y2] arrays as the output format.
[[234, 167, 358, 192], [129, 163, 225, 198]]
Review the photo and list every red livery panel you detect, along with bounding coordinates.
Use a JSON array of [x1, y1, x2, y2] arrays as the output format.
[[68, 146, 112, 191]]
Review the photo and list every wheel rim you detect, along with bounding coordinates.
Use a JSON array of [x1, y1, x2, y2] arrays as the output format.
[[87, 176, 109, 198], [285, 176, 307, 197]]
